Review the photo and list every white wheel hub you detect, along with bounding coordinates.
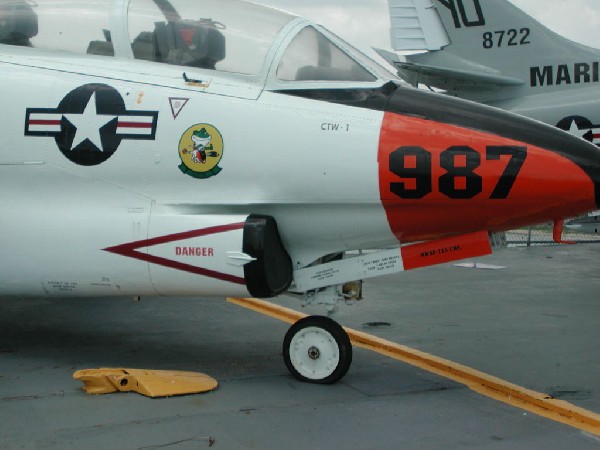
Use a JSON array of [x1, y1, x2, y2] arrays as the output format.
[[288, 326, 340, 380]]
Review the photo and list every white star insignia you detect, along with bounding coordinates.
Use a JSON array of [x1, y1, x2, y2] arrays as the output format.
[[566, 119, 589, 140], [64, 92, 116, 152]]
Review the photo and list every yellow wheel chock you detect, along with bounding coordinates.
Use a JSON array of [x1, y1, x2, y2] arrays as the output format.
[[73, 368, 218, 397]]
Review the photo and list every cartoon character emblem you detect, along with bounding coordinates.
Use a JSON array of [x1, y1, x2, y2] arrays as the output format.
[[178, 124, 224, 179]]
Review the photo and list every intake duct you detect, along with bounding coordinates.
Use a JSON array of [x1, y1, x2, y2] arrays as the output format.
[[243, 215, 293, 298]]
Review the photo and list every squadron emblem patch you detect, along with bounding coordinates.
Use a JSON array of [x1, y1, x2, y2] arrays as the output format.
[[178, 124, 224, 179]]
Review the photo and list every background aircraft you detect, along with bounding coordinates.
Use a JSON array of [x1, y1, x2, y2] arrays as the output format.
[[1, 0, 599, 384], [566, 211, 600, 234], [253, 1, 600, 67], [379, 0, 600, 147]]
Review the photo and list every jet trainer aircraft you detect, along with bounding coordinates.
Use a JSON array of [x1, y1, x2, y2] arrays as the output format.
[[379, 0, 600, 146], [1, 0, 599, 384]]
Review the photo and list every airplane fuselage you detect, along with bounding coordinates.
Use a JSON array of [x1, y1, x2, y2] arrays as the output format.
[[1, 0, 600, 384], [0, 48, 389, 297], [1, 0, 599, 302]]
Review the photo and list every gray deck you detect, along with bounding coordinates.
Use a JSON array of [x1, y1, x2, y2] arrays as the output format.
[[1, 244, 599, 449]]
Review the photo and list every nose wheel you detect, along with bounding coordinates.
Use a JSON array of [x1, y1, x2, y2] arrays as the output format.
[[283, 315, 352, 384]]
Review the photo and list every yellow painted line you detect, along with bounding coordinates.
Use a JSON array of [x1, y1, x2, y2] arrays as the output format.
[[227, 297, 600, 436]]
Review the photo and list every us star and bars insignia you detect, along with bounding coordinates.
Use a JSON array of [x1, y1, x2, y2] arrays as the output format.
[[24, 83, 159, 166], [557, 115, 600, 147]]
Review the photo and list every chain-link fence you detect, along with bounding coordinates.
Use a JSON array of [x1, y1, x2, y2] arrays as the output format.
[[506, 217, 600, 247]]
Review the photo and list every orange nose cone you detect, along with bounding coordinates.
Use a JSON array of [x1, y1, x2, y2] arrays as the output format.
[[379, 88, 600, 243]]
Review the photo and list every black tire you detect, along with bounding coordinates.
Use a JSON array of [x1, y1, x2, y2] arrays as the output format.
[[283, 315, 352, 384]]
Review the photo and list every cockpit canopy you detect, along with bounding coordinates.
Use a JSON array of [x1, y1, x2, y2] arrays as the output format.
[[0, 0, 390, 84], [127, 0, 293, 75]]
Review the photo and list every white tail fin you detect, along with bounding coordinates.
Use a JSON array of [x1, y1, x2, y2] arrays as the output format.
[[389, 0, 449, 50]]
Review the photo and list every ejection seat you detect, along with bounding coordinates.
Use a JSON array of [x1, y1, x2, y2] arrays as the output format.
[[153, 19, 225, 69], [0, 0, 38, 46]]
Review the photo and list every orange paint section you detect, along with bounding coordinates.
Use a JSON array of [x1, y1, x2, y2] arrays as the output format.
[[378, 112, 597, 243], [401, 231, 492, 271]]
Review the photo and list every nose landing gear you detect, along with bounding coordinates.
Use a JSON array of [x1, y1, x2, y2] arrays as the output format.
[[283, 315, 352, 384]]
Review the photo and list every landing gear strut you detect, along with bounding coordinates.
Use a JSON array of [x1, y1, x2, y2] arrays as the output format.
[[283, 315, 352, 384]]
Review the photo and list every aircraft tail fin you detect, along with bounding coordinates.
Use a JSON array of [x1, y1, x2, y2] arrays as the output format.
[[386, 0, 600, 94], [388, 0, 450, 51]]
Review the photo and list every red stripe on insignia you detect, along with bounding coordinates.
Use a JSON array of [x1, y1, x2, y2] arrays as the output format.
[[103, 223, 246, 285], [117, 121, 154, 128], [29, 120, 61, 126]]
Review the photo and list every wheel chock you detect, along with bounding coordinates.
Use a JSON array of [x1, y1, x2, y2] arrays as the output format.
[[73, 368, 218, 397]]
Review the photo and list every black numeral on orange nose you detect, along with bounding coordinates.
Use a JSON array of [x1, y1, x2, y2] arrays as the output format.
[[439, 146, 482, 199], [487, 146, 527, 199], [389, 145, 526, 200], [389, 146, 432, 199]]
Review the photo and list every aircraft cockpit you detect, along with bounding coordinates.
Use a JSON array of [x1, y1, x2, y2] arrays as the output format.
[[0, 0, 393, 91]]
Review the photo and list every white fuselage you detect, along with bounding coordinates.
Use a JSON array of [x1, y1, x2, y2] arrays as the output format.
[[0, 47, 395, 297]]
